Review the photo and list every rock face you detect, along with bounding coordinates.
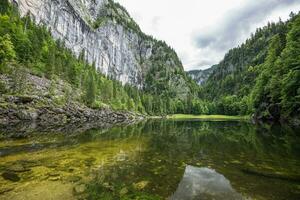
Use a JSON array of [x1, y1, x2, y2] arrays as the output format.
[[10, 0, 188, 93], [187, 65, 216, 85], [0, 73, 144, 128], [11, 0, 141, 86]]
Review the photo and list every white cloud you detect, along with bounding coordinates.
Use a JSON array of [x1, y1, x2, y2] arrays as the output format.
[[116, 0, 300, 71]]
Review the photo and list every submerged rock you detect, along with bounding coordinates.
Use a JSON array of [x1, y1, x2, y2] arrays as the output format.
[[48, 177, 60, 181], [1, 171, 21, 182], [119, 187, 129, 196], [47, 172, 60, 177], [133, 181, 149, 190], [73, 184, 86, 195], [8, 163, 31, 172]]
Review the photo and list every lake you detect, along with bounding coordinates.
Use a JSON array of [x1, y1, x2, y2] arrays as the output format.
[[0, 119, 300, 200]]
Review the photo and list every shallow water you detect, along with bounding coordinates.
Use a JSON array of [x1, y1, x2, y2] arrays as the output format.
[[0, 119, 300, 199]]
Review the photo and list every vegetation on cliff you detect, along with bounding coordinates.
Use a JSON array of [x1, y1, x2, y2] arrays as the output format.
[[0, 1, 198, 116], [94, 0, 198, 104]]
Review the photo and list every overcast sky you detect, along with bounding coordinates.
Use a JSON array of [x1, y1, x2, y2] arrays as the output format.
[[116, 0, 300, 71]]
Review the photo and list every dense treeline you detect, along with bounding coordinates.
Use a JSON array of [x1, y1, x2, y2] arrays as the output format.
[[0, 1, 199, 115], [199, 13, 300, 121]]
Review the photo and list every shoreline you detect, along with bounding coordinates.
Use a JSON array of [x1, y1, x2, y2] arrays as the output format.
[[166, 114, 250, 121], [0, 93, 145, 129]]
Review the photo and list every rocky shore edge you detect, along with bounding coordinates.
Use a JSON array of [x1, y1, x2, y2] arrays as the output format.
[[0, 72, 145, 133], [0, 94, 144, 129]]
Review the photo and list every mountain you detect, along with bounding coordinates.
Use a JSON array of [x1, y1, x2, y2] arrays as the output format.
[[199, 12, 300, 124], [0, 0, 200, 125], [187, 65, 216, 85], [9, 0, 192, 98]]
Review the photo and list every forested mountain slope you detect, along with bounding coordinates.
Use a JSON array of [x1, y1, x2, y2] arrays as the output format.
[[199, 12, 300, 125], [0, 0, 199, 123]]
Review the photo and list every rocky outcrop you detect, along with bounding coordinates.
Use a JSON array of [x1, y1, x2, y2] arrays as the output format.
[[187, 65, 216, 85], [0, 73, 144, 128], [0, 98, 142, 126], [10, 0, 143, 86], [253, 103, 300, 127]]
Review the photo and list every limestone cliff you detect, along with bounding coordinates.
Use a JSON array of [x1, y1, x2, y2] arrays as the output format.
[[187, 65, 216, 85], [10, 0, 190, 98]]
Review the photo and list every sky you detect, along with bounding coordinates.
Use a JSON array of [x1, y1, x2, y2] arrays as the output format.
[[115, 0, 300, 71]]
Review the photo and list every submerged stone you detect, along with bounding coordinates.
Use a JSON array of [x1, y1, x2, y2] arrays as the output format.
[[133, 181, 149, 190], [48, 177, 60, 181], [119, 187, 129, 196], [2, 171, 21, 182], [8, 164, 31, 172], [73, 184, 86, 195], [47, 172, 60, 177]]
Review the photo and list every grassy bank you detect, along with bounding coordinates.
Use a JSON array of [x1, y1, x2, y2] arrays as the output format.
[[167, 114, 250, 121]]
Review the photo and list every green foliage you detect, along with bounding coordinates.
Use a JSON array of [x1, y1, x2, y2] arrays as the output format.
[[0, 34, 16, 67], [280, 15, 300, 116], [199, 12, 300, 120], [85, 71, 96, 106]]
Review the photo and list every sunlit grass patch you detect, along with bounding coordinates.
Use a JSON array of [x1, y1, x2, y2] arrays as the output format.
[[167, 114, 250, 121]]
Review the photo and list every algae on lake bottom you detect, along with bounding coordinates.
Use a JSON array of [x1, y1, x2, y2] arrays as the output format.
[[0, 120, 300, 200]]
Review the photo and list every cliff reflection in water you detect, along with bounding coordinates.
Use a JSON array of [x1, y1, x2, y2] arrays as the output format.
[[0, 119, 300, 200], [171, 166, 244, 200]]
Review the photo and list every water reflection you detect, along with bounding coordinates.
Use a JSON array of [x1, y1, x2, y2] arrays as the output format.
[[0, 120, 299, 199], [171, 165, 244, 200]]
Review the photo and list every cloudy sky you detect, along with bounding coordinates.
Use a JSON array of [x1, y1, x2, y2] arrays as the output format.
[[115, 0, 300, 71]]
